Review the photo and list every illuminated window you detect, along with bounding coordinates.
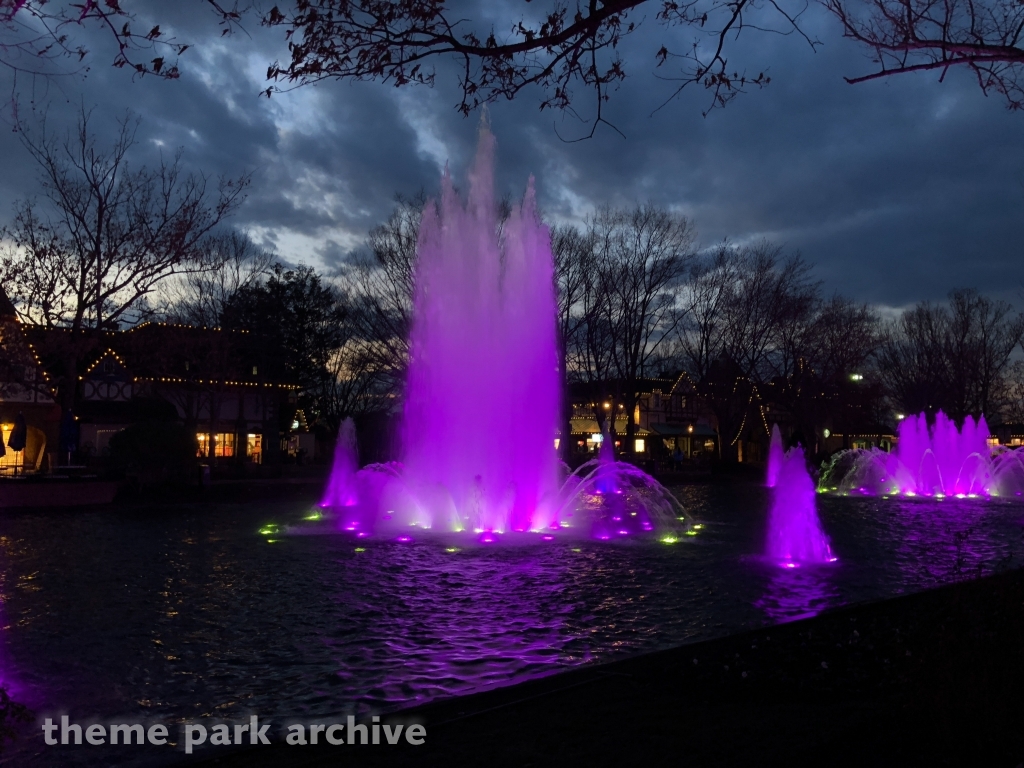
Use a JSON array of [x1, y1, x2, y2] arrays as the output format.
[[247, 433, 262, 463], [553, 438, 560, 450], [986, 437, 1000, 448], [634, 439, 645, 453], [196, 433, 236, 458], [0, 424, 24, 474]]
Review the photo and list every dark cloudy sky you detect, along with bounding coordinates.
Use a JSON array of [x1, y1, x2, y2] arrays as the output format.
[[0, 1, 1021, 312]]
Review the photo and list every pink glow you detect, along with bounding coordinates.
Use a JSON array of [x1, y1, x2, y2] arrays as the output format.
[[316, 127, 689, 542], [401, 125, 560, 532], [766, 435, 834, 565], [766, 424, 783, 488], [822, 410, 1024, 497], [321, 418, 359, 508], [895, 412, 990, 496]]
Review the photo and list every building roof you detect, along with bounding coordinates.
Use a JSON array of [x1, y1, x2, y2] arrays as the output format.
[[568, 377, 678, 401], [21, 323, 299, 389]]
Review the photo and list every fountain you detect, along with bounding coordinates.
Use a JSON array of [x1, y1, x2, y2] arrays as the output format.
[[766, 424, 784, 488], [321, 418, 358, 508], [819, 410, 1024, 498], [556, 423, 689, 540], [315, 125, 688, 541], [765, 431, 834, 566]]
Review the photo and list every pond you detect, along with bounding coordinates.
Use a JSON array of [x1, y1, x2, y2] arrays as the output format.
[[1, 481, 1022, 765]]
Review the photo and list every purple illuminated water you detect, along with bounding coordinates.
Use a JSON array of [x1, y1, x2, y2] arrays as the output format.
[[766, 436, 834, 566], [4, 486, 1024, 767], [401, 126, 560, 533], [766, 424, 783, 488], [321, 418, 358, 508], [820, 410, 1024, 498], [319, 127, 686, 539]]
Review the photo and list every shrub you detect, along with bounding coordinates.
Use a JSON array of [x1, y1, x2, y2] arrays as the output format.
[[108, 421, 198, 486]]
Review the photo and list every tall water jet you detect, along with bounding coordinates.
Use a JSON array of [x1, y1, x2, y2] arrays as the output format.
[[594, 425, 619, 495], [766, 424, 783, 488], [401, 125, 561, 533], [315, 125, 689, 541], [322, 418, 358, 508], [767, 440, 834, 566]]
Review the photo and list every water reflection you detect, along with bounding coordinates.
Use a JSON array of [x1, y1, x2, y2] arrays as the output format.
[[0, 488, 1021, 768], [755, 561, 842, 623]]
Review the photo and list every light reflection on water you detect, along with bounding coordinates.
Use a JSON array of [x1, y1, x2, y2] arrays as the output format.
[[0, 485, 1021, 765]]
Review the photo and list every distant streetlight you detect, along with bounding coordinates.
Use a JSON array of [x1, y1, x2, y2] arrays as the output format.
[[850, 373, 864, 381]]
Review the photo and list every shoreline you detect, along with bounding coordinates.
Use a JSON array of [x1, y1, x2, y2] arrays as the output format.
[[188, 565, 1024, 767]]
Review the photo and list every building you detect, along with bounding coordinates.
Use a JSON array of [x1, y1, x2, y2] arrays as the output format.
[[0, 289, 58, 475], [1, 286, 301, 472], [565, 373, 718, 464]]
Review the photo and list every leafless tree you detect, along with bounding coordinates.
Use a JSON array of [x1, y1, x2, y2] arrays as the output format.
[[876, 300, 949, 417], [165, 230, 275, 326], [1, 1, 816, 134], [806, 294, 880, 383], [945, 288, 1024, 418], [676, 243, 737, 383], [341, 193, 422, 399], [1004, 360, 1024, 424], [825, 0, 1024, 110], [772, 293, 882, 453], [591, 203, 696, 453], [261, 1, 815, 131], [876, 288, 1024, 422], [717, 242, 817, 381], [7, 0, 1024, 133], [0, 107, 249, 406], [0, 0, 244, 80], [674, 240, 820, 458], [552, 222, 598, 460]]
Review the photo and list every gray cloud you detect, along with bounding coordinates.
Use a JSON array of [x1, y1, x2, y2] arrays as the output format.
[[0, 2, 1021, 310]]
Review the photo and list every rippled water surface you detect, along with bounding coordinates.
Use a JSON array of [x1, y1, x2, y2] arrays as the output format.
[[1, 482, 1023, 764]]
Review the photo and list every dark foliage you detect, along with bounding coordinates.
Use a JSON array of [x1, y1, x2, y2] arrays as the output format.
[[221, 263, 349, 429], [108, 420, 198, 484]]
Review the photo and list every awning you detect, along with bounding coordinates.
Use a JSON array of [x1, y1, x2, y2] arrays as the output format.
[[567, 417, 650, 437]]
